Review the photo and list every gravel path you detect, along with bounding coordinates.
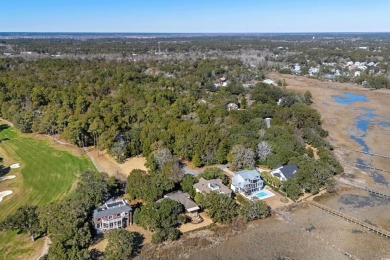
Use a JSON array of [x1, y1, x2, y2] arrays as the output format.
[[83, 147, 103, 172], [37, 237, 51, 260], [0, 118, 14, 127]]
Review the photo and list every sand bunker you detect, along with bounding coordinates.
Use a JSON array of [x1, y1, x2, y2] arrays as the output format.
[[0, 190, 13, 202], [10, 163, 20, 169], [0, 175, 16, 182]]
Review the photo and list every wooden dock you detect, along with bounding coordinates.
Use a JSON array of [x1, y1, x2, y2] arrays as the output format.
[[307, 201, 390, 238], [338, 178, 390, 199]]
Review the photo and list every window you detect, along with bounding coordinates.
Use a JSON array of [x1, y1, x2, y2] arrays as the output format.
[[109, 215, 113, 220]]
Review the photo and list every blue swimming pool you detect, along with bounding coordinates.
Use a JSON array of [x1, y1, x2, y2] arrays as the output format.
[[254, 190, 274, 199]]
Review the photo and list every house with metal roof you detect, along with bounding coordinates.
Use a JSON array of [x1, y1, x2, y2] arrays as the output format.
[[92, 199, 132, 234], [193, 178, 232, 196], [270, 164, 298, 181], [230, 169, 263, 196]]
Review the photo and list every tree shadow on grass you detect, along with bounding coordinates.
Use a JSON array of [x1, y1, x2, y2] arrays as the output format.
[[90, 249, 104, 260], [132, 232, 145, 257], [0, 124, 9, 132], [0, 166, 11, 177], [0, 138, 10, 143]]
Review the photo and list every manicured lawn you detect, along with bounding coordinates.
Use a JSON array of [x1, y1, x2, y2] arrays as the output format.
[[0, 124, 95, 220], [0, 124, 96, 259]]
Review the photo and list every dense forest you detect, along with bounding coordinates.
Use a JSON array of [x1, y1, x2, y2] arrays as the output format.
[[0, 52, 342, 195]]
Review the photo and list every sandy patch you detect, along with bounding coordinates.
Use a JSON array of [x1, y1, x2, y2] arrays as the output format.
[[0, 190, 13, 202], [305, 144, 320, 160], [262, 187, 293, 209], [86, 148, 147, 180], [125, 224, 153, 244], [37, 237, 51, 260], [179, 212, 213, 233], [0, 175, 16, 182], [89, 237, 109, 252], [89, 224, 152, 253]]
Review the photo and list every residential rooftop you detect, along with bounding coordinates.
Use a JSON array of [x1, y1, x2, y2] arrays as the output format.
[[193, 178, 232, 195], [93, 199, 132, 219], [159, 191, 200, 212]]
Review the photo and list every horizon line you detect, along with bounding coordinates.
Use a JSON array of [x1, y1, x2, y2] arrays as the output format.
[[1, 31, 390, 34]]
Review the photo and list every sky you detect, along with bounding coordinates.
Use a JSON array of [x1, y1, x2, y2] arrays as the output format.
[[0, 0, 389, 33]]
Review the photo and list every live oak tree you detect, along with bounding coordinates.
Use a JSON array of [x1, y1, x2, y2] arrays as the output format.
[[105, 229, 137, 260], [0, 205, 43, 241], [239, 200, 271, 222], [198, 167, 229, 186], [134, 199, 183, 243], [180, 174, 198, 197], [282, 179, 302, 201], [126, 169, 174, 202], [195, 192, 237, 224]]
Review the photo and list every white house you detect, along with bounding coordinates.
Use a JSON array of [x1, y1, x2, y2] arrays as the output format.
[[294, 63, 301, 75], [309, 67, 319, 76], [227, 103, 239, 111], [270, 164, 298, 182], [263, 79, 275, 85], [264, 117, 272, 128], [231, 170, 263, 196]]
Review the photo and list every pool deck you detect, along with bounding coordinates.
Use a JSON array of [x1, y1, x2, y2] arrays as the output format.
[[240, 186, 276, 200]]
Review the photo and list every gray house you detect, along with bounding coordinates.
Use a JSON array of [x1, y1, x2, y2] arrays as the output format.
[[193, 178, 232, 196], [270, 164, 298, 181], [159, 191, 200, 217], [92, 199, 132, 234], [231, 170, 263, 196]]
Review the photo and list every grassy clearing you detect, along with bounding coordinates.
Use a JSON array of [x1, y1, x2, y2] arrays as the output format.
[[0, 124, 96, 259], [0, 230, 44, 260]]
